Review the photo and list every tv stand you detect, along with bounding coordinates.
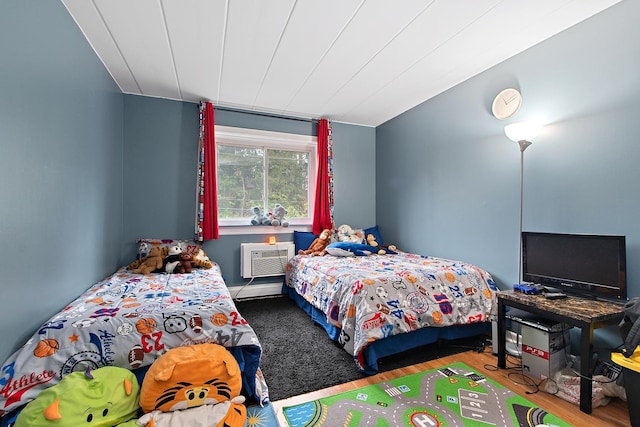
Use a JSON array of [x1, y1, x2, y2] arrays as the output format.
[[496, 290, 624, 414]]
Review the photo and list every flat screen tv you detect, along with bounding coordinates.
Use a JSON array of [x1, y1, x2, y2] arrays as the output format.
[[522, 232, 627, 301]]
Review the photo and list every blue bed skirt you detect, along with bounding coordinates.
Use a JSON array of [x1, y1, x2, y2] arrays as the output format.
[[283, 285, 490, 375]]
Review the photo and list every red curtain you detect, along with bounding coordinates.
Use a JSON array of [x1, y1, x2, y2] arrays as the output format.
[[312, 119, 333, 234], [197, 102, 219, 240]]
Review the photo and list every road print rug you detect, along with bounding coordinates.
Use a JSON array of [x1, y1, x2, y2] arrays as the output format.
[[282, 362, 571, 427]]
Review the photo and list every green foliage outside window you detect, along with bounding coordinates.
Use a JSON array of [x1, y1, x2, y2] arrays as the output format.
[[217, 146, 310, 219]]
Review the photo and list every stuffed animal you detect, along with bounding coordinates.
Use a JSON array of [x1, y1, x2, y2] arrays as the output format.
[[177, 252, 193, 273], [366, 233, 387, 254], [325, 242, 380, 257], [250, 206, 271, 225], [126, 246, 159, 271], [193, 248, 213, 269], [336, 224, 364, 244], [15, 367, 140, 427], [366, 234, 398, 255], [162, 245, 182, 273], [270, 204, 289, 227], [131, 246, 164, 274], [137, 241, 152, 259], [298, 229, 332, 256], [138, 343, 246, 427]]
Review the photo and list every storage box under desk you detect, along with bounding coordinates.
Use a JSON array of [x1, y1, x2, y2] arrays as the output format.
[[517, 319, 571, 380]]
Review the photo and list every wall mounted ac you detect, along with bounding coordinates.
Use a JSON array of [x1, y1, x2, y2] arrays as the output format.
[[240, 242, 295, 279]]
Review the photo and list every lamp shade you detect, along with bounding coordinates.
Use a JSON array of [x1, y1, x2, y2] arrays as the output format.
[[504, 121, 543, 142]]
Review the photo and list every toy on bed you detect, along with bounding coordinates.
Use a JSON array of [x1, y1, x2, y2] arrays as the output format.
[[336, 224, 364, 243], [160, 245, 181, 273], [298, 228, 332, 256], [365, 234, 398, 255], [128, 246, 164, 274], [129, 246, 164, 274], [325, 241, 380, 257], [15, 366, 140, 427], [126, 240, 213, 273], [193, 248, 213, 269], [177, 252, 193, 274], [137, 343, 246, 427]]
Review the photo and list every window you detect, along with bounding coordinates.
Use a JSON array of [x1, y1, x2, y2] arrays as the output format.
[[215, 126, 317, 227]]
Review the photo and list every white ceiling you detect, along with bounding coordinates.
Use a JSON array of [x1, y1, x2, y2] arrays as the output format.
[[62, 0, 621, 127]]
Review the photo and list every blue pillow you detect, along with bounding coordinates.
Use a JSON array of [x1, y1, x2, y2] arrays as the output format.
[[325, 242, 380, 257], [364, 225, 384, 246], [294, 231, 317, 253]]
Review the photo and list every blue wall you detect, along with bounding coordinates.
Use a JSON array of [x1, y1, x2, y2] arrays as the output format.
[[377, 0, 639, 348], [0, 1, 124, 363], [122, 99, 376, 286]]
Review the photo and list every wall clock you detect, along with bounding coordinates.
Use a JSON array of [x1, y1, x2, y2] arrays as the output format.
[[492, 88, 522, 120]]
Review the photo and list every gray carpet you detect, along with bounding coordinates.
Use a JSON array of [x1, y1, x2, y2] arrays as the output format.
[[235, 295, 490, 402]]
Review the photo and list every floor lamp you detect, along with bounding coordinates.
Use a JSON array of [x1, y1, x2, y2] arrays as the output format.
[[504, 121, 543, 285]]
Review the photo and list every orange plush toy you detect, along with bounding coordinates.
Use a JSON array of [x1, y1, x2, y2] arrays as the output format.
[[298, 228, 332, 256], [138, 343, 246, 427]]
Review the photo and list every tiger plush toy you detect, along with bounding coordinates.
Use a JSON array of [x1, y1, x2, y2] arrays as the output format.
[[138, 343, 246, 427]]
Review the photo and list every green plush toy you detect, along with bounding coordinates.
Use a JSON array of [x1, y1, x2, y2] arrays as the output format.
[[15, 366, 140, 427]]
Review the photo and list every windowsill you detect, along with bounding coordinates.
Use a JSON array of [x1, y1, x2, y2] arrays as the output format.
[[218, 224, 312, 236]]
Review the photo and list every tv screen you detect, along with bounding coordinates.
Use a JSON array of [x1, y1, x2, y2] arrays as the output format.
[[522, 232, 626, 301]]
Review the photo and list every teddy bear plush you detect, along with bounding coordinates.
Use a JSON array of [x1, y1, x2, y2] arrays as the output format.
[[299, 228, 332, 256], [177, 252, 193, 273], [131, 246, 164, 274], [250, 206, 271, 225], [270, 204, 289, 227]]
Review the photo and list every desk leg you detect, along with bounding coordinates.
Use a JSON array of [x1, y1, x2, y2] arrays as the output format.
[[579, 325, 594, 414], [497, 300, 507, 369]]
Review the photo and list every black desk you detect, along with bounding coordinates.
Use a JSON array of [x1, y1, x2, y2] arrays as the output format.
[[496, 291, 624, 414]]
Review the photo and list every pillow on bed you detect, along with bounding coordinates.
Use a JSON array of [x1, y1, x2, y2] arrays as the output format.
[[325, 242, 380, 257], [294, 231, 318, 253], [364, 225, 384, 246]]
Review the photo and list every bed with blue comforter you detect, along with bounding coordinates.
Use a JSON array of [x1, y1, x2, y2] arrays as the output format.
[[285, 251, 498, 374], [0, 265, 268, 420]]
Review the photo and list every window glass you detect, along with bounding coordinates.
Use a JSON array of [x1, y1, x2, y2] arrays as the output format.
[[215, 126, 316, 226]]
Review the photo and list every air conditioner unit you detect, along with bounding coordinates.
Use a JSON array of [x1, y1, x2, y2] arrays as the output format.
[[241, 242, 295, 279]]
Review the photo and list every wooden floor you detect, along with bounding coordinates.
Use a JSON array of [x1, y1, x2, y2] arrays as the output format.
[[272, 348, 631, 427]]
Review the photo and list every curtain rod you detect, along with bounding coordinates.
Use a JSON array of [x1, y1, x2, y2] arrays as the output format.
[[213, 105, 319, 124]]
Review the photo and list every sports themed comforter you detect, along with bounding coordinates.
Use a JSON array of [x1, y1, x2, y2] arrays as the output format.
[[285, 252, 498, 370], [0, 266, 268, 418]]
